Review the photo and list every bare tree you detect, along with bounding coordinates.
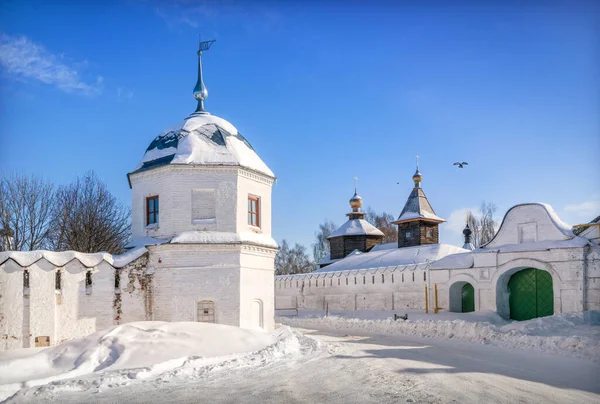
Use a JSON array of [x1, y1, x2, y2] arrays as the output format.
[[0, 173, 54, 251], [365, 207, 398, 243], [479, 202, 498, 246], [275, 240, 313, 275], [50, 171, 130, 254], [467, 210, 481, 248], [466, 202, 498, 248], [312, 220, 337, 265]]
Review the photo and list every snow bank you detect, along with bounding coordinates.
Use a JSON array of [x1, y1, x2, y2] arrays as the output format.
[[277, 310, 600, 361], [0, 322, 308, 402]]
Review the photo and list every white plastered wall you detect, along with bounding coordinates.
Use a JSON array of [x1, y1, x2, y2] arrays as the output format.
[[147, 244, 241, 327], [239, 247, 276, 331]]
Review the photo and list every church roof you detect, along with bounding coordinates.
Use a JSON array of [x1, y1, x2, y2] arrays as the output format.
[[130, 113, 274, 179], [313, 243, 467, 273], [328, 219, 384, 239], [393, 187, 445, 224]]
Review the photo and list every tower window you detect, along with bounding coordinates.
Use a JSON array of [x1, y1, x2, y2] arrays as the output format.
[[402, 273, 404, 282], [382, 274, 385, 283], [363, 276, 366, 284], [23, 269, 30, 295], [55, 270, 62, 291], [85, 271, 92, 295], [412, 272, 415, 282], [146, 196, 159, 225], [426, 227, 434, 238], [346, 277, 348, 285], [248, 195, 260, 227], [372, 275, 375, 284], [392, 274, 394, 283], [424, 272, 427, 281]]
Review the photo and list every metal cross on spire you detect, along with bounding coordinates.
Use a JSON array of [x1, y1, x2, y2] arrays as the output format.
[[193, 37, 216, 113], [416, 154, 420, 170], [353, 176, 359, 194]]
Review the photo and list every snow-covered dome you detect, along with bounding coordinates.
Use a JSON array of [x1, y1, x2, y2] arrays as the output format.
[[132, 112, 274, 178]]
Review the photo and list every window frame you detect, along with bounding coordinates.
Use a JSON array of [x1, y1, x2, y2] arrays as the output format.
[[146, 195, 159, 226], [248, 195, 260, 227]]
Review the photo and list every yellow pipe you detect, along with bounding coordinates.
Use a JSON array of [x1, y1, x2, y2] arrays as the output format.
[[434, 283, 439, 314], [425, 285, 429, 314]]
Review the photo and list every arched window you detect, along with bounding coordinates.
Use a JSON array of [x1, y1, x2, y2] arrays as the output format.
[[382, 274, 385, 283], [424, 272, 426, 281], [392, 274, 394, 283], [363, 276, 366, 284], [402, 273, 404, 282], [197, 300, 215, 323], [412, 272, 415, 282], [338, 278, 340, 286], [346, 277, 348, 285], [372, 275, 375, 284], [354, 277, 357, 284]]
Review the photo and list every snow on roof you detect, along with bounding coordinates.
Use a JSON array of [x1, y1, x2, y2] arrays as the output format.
[[370, 242, 398, 252], [131, 113, 274, 179], [394, 187, 445, 224], [328, 219, 384, 238], [429, 252, 474, 270], [170, 231, 279, 249], [396, 210, 445, 223], [479, 236, 590, 253], [482, 203, 575, 248], [313, 244, 468, 273], [0, 248, 148, 269]]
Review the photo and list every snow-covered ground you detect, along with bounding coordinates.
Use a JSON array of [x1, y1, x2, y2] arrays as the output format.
[[0, 322, 306, 402], [277, 309, 600, 361], [2, 313, 599, 403]]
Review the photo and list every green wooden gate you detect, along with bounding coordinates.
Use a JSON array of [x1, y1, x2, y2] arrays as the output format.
[[461, 283, 475, 313], [508, 268, 554, 321]]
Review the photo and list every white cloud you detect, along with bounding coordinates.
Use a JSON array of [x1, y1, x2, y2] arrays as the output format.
[[117, 87, 134, 101], [564, 200, 600, 218], [0, 33, 103, 96]]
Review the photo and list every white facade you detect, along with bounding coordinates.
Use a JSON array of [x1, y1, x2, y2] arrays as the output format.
[[275, 203, 600, 318]]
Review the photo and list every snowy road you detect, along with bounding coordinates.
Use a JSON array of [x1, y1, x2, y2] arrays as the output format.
[[8, 325, 600, 404]]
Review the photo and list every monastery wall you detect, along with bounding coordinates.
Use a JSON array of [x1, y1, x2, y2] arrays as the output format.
[[275, 265, 430, 312], [0, 258, 117, 350], [275, 244, 600, 316]]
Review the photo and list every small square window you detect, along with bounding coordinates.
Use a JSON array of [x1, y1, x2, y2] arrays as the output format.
[[405, 230, 412, 239]]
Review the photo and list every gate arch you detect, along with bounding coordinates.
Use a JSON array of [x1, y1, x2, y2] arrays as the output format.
[[449, 281, 476, 313], [508, 268, 553, 321]]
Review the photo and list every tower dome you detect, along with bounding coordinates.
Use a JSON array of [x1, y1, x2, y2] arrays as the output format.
[[131, 113, 274, 178], [349, 192, 363, 209]]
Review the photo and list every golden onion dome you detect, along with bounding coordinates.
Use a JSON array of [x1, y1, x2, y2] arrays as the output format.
[[412, 169, 423, 187], [349, 192, 363, 209]]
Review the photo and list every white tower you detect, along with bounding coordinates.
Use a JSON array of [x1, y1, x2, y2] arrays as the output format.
[[127, 40, 277, 331]]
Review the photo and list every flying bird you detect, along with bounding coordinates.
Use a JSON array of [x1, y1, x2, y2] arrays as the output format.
[[453, 162, 468, 168]]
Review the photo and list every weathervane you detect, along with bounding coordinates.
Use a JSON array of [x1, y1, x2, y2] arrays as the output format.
[[193, 37, 216, 113]]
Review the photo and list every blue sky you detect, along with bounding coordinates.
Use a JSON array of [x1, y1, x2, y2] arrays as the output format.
[[1, 0, 599, 255]]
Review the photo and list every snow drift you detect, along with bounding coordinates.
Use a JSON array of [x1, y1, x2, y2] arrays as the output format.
[[0, 322, 308, 402], [277, 310, 600, 361]]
